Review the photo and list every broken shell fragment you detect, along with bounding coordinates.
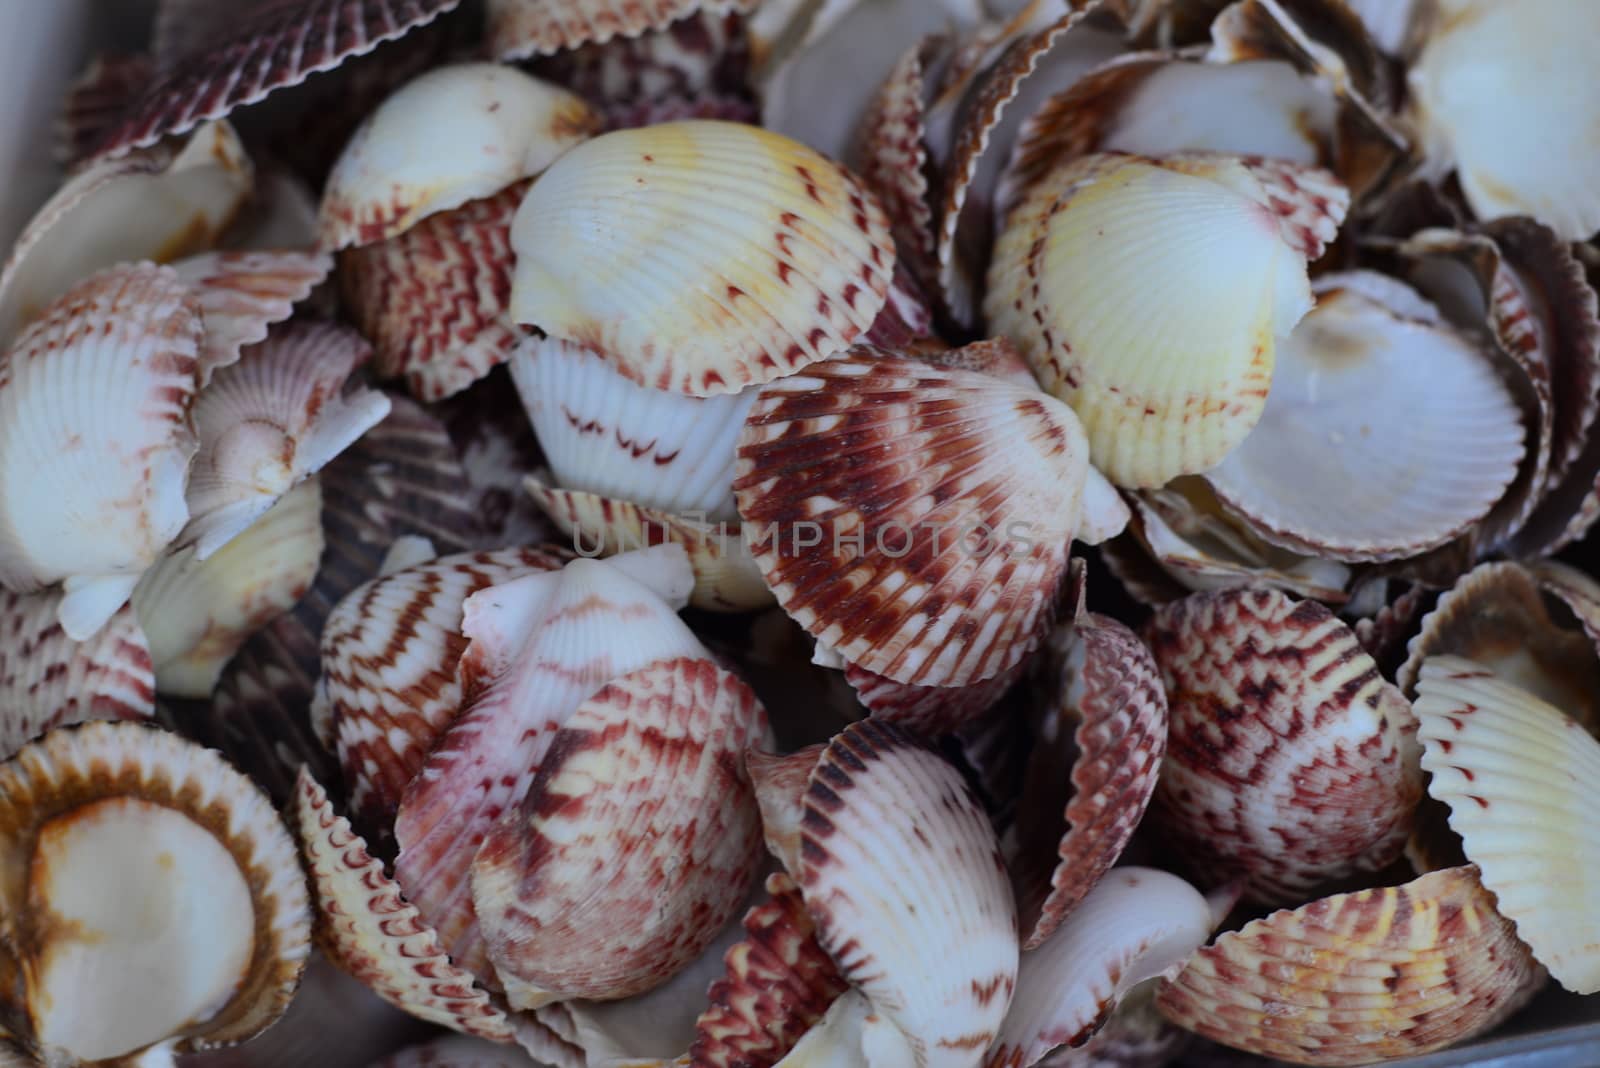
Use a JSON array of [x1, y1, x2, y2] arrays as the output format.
[[1156, 865, 1544, 1066], [0, 592, 154, 761], [134, 477, 323, 699], [171, 249, 333, 384], [1414, 657, 1600, 994], [0, 722, 310, 1062], [489, 0, 760, 60], [182, 321, 391, 559], [734, 350, 1089, 687], [0, 264, 201, 641], [511, 121, 897, 396], [1145, 587, 1422, 904], [319, 64, 599, 251], [986, 152, 1333, 488], [1205, 275, 1525, 562]]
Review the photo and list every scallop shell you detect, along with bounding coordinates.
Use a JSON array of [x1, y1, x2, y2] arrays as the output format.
[[840, 657, 1023, 738], [0, 592, 154, 761], [0, 722, 310, 1061], [1408, 0, 1600, 240], [319, 64, 598, 251], [183, 321, 392, 560], [0, 121, 250, 344], [691, 871, 850, 1068], [1414, 657, 1600, 994], [797, 719, 1019, 1067], [854, 37, 940, 296], [510, 335, 757, 521], [392, 548, 702, 981], [318, 546, 570, 830], [1145, 587, 1422, 904], [1205, 275, 1526, 562], [134, 478, 323, 700], [472, 655, 770, 1006], [291, 769, 515, 1041], [735, 350, 1089, 687], [0, 264, 201, 642], [985, 152, 1324, 488], [987, 869, 1217, 1068], [91, 0, 465, 161], [525, 477, 771, 613], [1156, 865, 1545, 1066], [747, 744, 818, 877], [55, 53, 156, 167], [171, 249, 333, 384], [1016, 615, 1167, 949], [489, 0, 758, 59], [510, 121, 897, 396], [340, 181, 527, 402]]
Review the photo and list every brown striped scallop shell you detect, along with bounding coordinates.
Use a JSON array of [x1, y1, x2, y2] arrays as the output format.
[[1156, 866, 1545, 1066], [734, 349, 1090, 688], [1145, 587, 1423, 904], [489, 0, 759, 60], [855, 36, 942, 298], [172, 249, 332, 384], [840, 656, 1025, 738]]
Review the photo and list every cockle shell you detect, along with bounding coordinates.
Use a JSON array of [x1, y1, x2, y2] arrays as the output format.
[[134, 478, 323, 699], [0, 121, 250, 345], [291, 769, 516, 1041], [183, 321, 391, 559], [55, 53, 157, 167], [317, 546, 570, 829], [734, 350, 1090, 687], [340, 181, 527, 402], [1414, 657, 1600, 994], [0, 722, 310, 1063], [1145, 587, 1422, 904], [0, 592, 153, 761], [0, 264, 201, 642], [987, 869, 1218, 1068], [171, 249, 333, 384], [747, 744, 818, 877], [489, 0, 759, 60], [392, 547, 701, 983], [985, 152, 1333, 488], [471, 656, 770, 1006], [510, 121, 897, 396], [796, 719, 1019, 1068], [319, 64, 599, 251], [510, 335, 757, 521], [91, 0, 466, 161], [1205, 274, 1525, 562], [1408, 0, 1600, 240], [854, 37, 941, 299], [1156, 865, 1544, 1066], [839, 656, 1024, 738]]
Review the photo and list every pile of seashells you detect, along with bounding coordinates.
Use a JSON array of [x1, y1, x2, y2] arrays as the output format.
[[1, 0, 1598, 1065]]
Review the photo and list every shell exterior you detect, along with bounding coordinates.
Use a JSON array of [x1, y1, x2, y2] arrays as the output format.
[[735, 350, 1089, 687], [0, 722, 310, 1061], [55, 53, 157, 167], [1414, 657, 1600, 994], [319, 64, 598, 250], [318, 546, 570, 829], [854, 37, 940, 297], [1408, 0, 1600, 240], [526, 477, 772, 612], [798, 719, 1019, 1068], [92, 0, 466, 160], [985, 152, 1322, 488], [691, 871, 850, 1068], [511, 334, 757, 521], [472, 656, 770, 1006], [489, 0, 759, 60], [0, 264, 201, 641], [747, 744, 818, 877], [1145, 588, 1422, 904], [340, 181, 528, 402], [0, 121, 252, 343], [0, 592, 154, 761], [1206, 276, 1525, 562], [1156, 865, 1545, 1066], [987, 869, 1217, 1068], [392, 548, 701, 982], [172, 250, 333, 385], [291, 769, 515, 1041], [134, 478, 323, 700], [510, 121, 897, 396], [842, 656, 1023, 738], [183, 321, 392, 560], [1017, 614, 1167, 949]]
